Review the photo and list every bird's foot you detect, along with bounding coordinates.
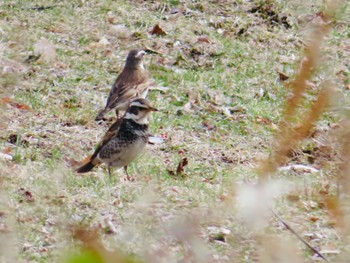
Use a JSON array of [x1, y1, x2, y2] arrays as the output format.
[[125, 174, 135, 182]]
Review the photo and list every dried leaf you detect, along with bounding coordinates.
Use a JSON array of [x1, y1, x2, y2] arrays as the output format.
[[309, 216, 320, 222], [19, 188, 35, 203], [1, 97, 32, 111], [107, 15, 118, 24], [256, 116, 272, 125], [197, 36, 211, 44], [286, 194, 300, 202], [176, 157, 188, 175], [149, 24, 167, 36], [277, 71, 289, 82], [1, 97, 13, 104], [2, 147, 12, 154]]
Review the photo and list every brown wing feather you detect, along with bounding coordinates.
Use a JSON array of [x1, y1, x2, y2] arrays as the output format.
[[96, 66, 148, 120], [105, 69, 148, 110], [91, 118, 123, 160], [78, 118, 123, 170]]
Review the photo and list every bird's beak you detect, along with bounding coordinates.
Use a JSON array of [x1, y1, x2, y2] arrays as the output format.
[[148, 107, 158, 112]]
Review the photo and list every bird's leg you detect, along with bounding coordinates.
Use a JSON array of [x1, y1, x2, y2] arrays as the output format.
[[115, 109, 119, 121], [107, 164, 112, 178], [124, 166, 134, 181]]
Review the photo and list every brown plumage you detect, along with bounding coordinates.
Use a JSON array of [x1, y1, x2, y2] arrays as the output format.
[[76, 118, 122, 173], [77, 98, 157, 180], [95, 49, 149, 121]]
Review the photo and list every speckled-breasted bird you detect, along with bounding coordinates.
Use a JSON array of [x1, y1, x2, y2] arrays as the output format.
[[77, 98, 157, 180]]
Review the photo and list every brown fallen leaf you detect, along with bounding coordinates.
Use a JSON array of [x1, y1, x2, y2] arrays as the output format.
[[149, 24, 167, 36], [167, 157, 188, 177], [107, 15, 118, 24], [18, 188, 35, 203], [25, 191, 34, 202], [197, 36, 211, 44], [277, 71, 289, 82], [1, 97, 32, 111], [286, 194, 300, 202], [202, 121, 217, 131], [309, 216, 320, 222], [256, 116, 272, 125], [2, 147, 12, 154], [176, 157, 188, 175]]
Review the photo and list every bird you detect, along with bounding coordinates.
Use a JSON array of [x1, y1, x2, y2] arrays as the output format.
[[77, 98, 157, 180], [95, 49, 149, 121]]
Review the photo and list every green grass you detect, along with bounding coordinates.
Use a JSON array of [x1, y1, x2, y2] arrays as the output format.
[[0, 0, 350, 262]]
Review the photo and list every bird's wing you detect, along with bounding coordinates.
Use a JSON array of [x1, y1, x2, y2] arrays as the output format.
[[90, 118, 123, 161], [118, 81, 149, 100], [105, 76, 149, 110]]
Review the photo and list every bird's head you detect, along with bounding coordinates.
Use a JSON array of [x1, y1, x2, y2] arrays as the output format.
[[124, 98, 157, 125], [125, 49, 146, 69]]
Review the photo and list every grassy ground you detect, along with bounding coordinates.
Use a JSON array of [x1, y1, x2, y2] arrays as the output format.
[[0, 0, 350, 262]]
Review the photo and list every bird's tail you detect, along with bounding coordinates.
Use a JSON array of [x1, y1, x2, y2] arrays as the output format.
[[76, 160, 97, 173], [95, 108, 110, 121]]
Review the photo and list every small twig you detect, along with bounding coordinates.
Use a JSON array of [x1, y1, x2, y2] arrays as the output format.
[[269, 207, 330, 263]]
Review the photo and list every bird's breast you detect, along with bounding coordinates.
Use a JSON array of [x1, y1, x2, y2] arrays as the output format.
[[98, 136, 148, 168]]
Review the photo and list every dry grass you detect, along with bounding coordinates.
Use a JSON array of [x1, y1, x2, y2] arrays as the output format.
[[0, 0, 350, 262]]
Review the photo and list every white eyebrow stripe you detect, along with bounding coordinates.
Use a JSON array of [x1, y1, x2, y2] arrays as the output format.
[[129, 102, 147, 108]]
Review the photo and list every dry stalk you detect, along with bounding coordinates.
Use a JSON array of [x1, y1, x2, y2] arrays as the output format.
[[257, 14, 336, 181], [258, 82, 334, 180], [253, 1, 345, 262]]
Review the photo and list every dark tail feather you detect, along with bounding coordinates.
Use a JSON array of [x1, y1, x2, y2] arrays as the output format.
[[76, 161, 96, 173], [95, 108, 110, 121]]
